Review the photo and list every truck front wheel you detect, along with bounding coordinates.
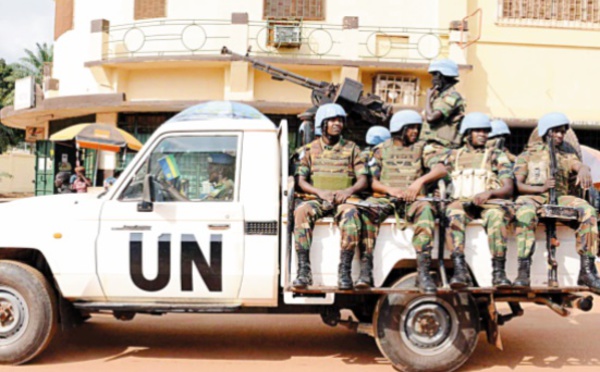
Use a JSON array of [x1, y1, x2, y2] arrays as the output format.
[[374, 273, 479, 372], [0, 261, 57, 364]]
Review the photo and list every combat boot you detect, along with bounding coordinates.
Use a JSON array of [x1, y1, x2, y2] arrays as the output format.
[[449, 252, 472, 289], [292, 250, 312, 289], [415, 252, 437, 294], [577, 254, 600, 292], [355, 253, 374, 289], [338, 250, 354, 290], [491, 257, 512, 288], [512, 258, 531, 288]]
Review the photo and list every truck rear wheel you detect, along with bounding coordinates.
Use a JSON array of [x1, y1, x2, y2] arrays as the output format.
[[0, 261, 57, 364], [374, 273, 479, 372]]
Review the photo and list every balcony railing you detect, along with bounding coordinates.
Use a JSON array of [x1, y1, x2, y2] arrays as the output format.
[[102, 18, 456, 63]]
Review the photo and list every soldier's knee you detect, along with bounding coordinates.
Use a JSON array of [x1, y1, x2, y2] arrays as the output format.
[[516, 206, 537, 225]]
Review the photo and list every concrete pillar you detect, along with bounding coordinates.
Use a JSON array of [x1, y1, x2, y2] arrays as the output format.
[[448, 20, 468, 65], [89, 19, 114, 93], [96, 112, 118, 125], [340, 17, 359, 60], [225, 13, 253, 101]]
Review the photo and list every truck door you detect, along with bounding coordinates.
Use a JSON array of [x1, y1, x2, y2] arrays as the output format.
[[96, 132, 244, 302]]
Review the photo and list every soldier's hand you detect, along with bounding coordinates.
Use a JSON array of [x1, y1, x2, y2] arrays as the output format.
[[317, 190, 335, 204], [426, 87, 438, 101], [576, 166, 592, 189], [542, 177, 556, 192], [388, 188, 405, 200], [334, 189, 353, 204], [473, 191, 492, 206], [404, 182, 422, 203]]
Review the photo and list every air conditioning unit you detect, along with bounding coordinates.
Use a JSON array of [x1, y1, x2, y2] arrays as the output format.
[[273, 25, 302, 48]]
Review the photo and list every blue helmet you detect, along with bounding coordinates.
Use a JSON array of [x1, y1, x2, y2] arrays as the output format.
[[314, 103, 346, 136], [489, 119, 511, 139], [538, 112, 570, 137], [365, 126, 391, 146], [208, 153, 234, 165], [390, 110, 423, 134], [428, 59, 459, 78], [460, 112, 491, 135]]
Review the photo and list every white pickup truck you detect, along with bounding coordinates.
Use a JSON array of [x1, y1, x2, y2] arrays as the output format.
[[0, 101, 595, 372]]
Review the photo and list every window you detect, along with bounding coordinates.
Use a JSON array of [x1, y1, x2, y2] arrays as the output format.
[[263, 0, 325, 20], [499, 0, 600, 27], [54, 0, 74, 40], [373, 74, 420, 106], [134, 0, 167, 20], [121, 136, 239, 202]]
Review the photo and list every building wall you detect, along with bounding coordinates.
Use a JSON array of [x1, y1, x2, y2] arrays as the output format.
[[464, 0, 600, 122], [0, 152, 35, 194], [50, 0, 463, 101], [125, 67, 226, 101]]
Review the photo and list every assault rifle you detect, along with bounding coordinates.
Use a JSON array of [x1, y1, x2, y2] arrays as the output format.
[[221, 46, 393, 128], [545, 136, 560, 287], [540, 136, 579, 287]]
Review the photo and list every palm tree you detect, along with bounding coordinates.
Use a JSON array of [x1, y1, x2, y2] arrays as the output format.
[[10, 42, 53, 86], [3, 43, 54, 106]]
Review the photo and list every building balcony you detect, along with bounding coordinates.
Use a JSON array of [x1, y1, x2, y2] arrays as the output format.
[[89, 14, 469, 67]]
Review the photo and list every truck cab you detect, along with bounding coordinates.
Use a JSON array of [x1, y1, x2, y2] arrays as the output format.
[[0, 101, 595, 372]]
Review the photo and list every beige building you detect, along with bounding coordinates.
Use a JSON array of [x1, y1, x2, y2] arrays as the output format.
[[1, 0, 599, 193]]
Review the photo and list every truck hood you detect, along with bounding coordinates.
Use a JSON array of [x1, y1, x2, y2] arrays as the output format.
[[0, 194, 105, 250], [0, 193, 102, 223]]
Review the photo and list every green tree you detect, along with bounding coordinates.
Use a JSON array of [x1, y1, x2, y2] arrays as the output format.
[[10, 42, 53, 86], [0, 59, 20, 153], [0, 43, 53, 153]]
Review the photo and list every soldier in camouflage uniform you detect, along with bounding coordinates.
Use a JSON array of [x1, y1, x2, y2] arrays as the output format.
[[445, 113, 514, 289], [361, 110, 448, 293], [203, 153, 235, 201], [487, 119, 517, 163], [422, 59, 466, 157], [512, 112, 600, 291], [361, 126, 391, 166], [293, 103, 368, 290]]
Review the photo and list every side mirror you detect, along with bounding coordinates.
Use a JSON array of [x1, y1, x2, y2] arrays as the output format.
[[137, 174, 155, 212]]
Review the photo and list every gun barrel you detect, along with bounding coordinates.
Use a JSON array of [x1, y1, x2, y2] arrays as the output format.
[[221, 46, 330, 91]]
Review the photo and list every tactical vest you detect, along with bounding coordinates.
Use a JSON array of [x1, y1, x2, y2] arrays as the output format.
[[380, 140, 425, 189], [451, 147, 500, 199], [422, 89, 464, 148], [310, 141, 354, 191], [524, 146, 570, 197]]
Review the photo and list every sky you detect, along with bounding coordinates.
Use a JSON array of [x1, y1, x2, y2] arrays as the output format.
[[0, 0, 55, 63]]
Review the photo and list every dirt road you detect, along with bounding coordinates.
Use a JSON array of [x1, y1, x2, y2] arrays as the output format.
[[5, 303, 600, 372]]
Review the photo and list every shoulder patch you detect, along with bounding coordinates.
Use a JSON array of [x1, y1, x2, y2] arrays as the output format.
[[444, 94, 459, 106]]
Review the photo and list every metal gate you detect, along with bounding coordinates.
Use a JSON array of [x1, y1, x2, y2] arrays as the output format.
[[34, 140, 54, 196]]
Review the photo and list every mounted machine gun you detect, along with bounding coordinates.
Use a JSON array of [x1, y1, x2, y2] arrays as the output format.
[[221, 46, 393, 128]]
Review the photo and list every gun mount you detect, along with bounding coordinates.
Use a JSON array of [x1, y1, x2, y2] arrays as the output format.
[[221, 46, 393, 128]]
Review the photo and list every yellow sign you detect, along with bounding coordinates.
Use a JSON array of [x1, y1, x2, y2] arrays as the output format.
[[25, 127, 45, 142]]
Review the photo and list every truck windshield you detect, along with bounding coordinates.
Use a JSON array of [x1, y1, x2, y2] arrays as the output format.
[[120, 135, 239, 202]]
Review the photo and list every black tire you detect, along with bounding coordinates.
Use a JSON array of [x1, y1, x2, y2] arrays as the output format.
[[0, 260, 58, 364], [374, 273, 479, 372]]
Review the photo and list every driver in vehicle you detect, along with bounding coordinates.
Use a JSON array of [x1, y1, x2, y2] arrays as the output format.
[[203, 153, 235, 201]]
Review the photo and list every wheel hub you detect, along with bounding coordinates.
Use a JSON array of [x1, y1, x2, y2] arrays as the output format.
[[404, 302, 451, 349], [0, 287, 28, 345]]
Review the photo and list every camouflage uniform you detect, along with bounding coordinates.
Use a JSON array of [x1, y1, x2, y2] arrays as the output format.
[[445, 146, 514, 257], [294, 138, 367, 253], [486, 138, 517, 163], [514, 143, 598, 259], [361, 139, 446, 254], [205, 179, 234, 201], [422, 87, 466, 156]]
